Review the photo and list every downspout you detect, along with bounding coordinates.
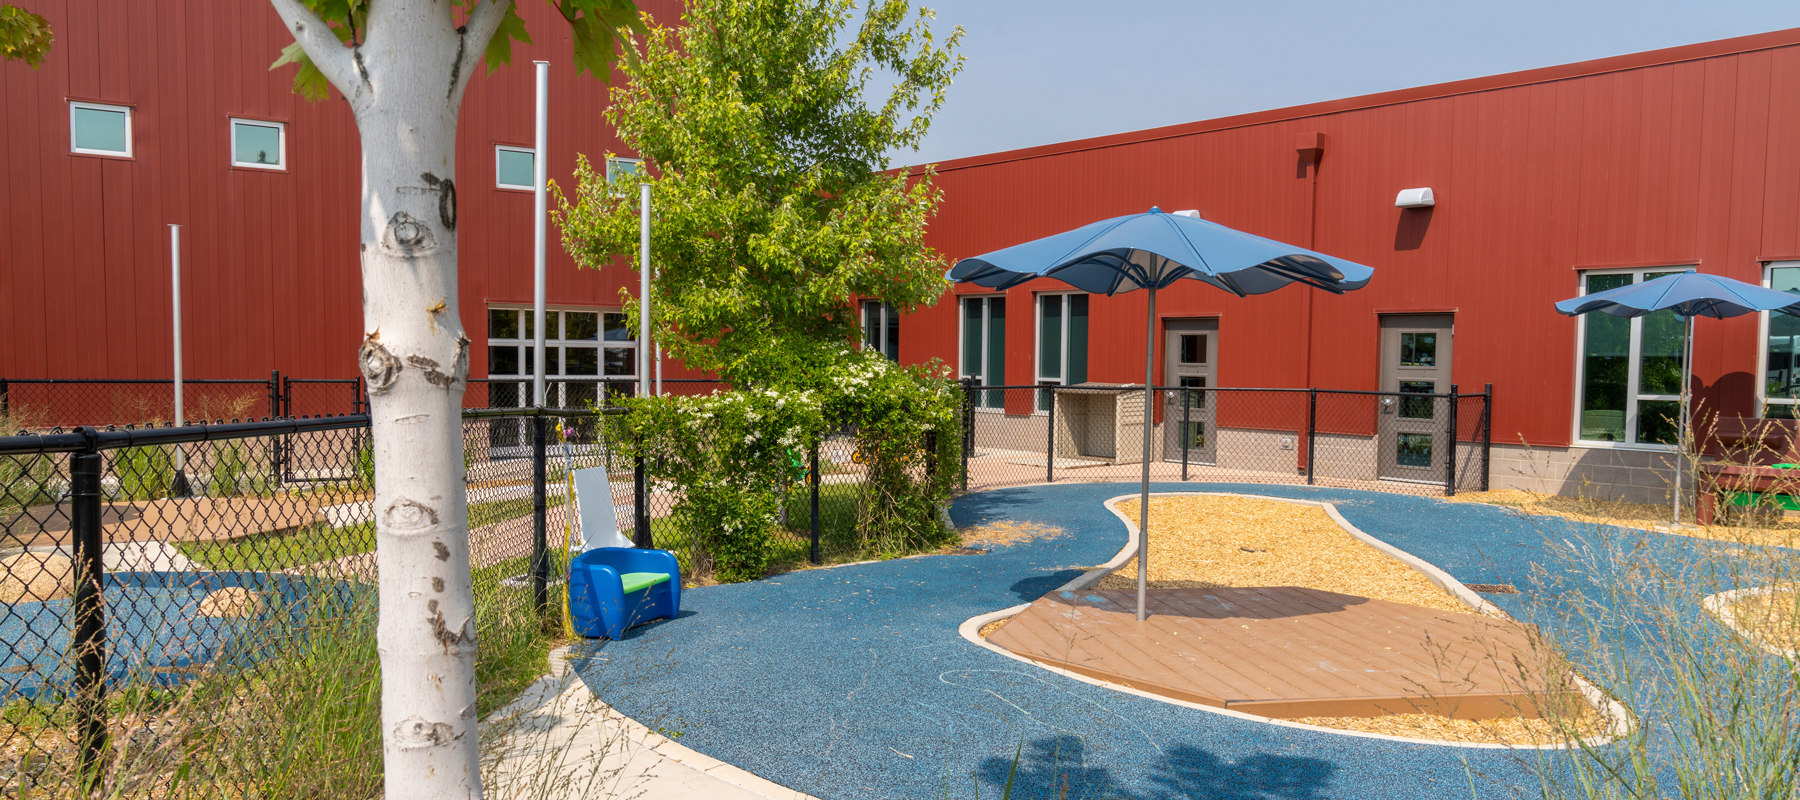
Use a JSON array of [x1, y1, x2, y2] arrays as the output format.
[[1296, 132, 1325, 389]]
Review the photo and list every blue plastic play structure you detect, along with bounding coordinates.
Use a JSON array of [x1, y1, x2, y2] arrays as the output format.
[[568, 547, 682, 640]]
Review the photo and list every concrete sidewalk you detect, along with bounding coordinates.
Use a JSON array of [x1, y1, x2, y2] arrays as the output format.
[[484, 647, 818, 800]]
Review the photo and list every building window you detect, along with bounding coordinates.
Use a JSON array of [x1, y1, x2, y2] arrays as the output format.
[[862, 300, 899, 362], [495, 145, 535, 190], [230, 118, 285, 169], [1035, 292, 1088, 411], [1764, 262, 1800, 418], [69, 101, 131, 157], [960, 296, 1006, 409], [606, 156, 642, 183], [486, 307, 634, 408], [1575, 269, 1689, 446]]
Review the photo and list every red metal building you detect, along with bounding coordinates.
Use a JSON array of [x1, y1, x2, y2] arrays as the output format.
[[6, 7, 1800, 499], [0, 0, 692, 402], [894, 27, 1800, 501]]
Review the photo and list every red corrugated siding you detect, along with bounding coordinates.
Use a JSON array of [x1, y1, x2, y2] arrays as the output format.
[[0, 0, 684, 383], [907, 29, 1800, 448]]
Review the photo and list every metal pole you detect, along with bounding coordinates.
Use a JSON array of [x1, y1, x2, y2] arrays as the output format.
[[1675, 316, 1693, 524], [639, 184, 652, 400], [531, 61, 550, 409], [0, 378, 9, 425], [809, 442, 821, 564], [1445, 384, 1459, 497], [1482, 383, 1493, 492], [633, 440, 651, 548], [1045, 384, 1056, 484], [1138, 285, 1157, 622], [531, 414, 549, 614], [961, 378, 974, 492], [1181, 385, 1190, 481], [169, 224, 188, 495], [1306, 388, 1318, 486], [655, 344, 663, 397], [71, 443, 107, 789]]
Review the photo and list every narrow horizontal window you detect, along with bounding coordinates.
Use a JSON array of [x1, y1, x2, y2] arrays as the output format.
[[70, 101, 131, 156], [231, 118, 285, 169]]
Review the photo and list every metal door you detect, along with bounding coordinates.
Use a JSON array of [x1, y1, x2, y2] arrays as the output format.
[[1377, 315, 1453, 482], [1162, 319, 1217, 465]]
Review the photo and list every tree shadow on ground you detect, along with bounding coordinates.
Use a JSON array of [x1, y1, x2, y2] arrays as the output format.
[[977, 735, 1335, 800], [1009, 571, 1086, 603]]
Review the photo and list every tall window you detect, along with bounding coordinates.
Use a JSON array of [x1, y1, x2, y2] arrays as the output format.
[[606, 156, 642, 183], [862, 301, 899, 361], [1035, 292, 1088, 411], [960, 296, 1006, 409], [495, 145, 535, 190], [69, 101, 131, 157], [487, 307, 635, 408], [1575, 269, 1688, 445], [230, 118, 285, 169], [1764, 262, 1800, 418]]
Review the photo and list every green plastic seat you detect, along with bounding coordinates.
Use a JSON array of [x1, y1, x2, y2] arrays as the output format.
[[619, 572, 672, 595]]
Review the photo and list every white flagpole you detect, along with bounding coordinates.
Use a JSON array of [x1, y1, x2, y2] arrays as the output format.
[[532, 60, 550, 408], [170, 225, 186, 493]]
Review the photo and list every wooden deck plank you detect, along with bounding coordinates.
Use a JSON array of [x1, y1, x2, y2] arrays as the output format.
[[987, 587, 1566, 721]]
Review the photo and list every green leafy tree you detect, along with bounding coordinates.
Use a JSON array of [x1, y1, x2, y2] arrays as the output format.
[[555, 0, 964, 385], [264, 1, 637, 796], [0, 4, 53, 67]]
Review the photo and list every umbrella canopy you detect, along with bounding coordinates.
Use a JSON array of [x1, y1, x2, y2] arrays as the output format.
[[1554, 269, 1800, 524], [1554, 270, 1800, 319], [948, 208, 1373, 297], [946, 207, 1375, 622]]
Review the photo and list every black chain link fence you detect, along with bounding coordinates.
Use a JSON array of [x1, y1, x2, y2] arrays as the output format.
[[958, 382, 1491, 497]]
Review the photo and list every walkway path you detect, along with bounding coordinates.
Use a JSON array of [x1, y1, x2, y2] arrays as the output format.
[[571, 482, 1747, 799]]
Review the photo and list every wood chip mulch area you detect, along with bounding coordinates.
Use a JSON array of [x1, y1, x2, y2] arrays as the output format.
[[988, 494, 1608, 745], [1443, 489, 1800, 548]]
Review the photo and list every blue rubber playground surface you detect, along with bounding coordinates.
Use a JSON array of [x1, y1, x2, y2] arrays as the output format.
[[572, 482, 1762, 799]]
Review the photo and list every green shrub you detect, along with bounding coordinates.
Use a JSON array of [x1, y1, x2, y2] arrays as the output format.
[[117, 444, 175, 500]]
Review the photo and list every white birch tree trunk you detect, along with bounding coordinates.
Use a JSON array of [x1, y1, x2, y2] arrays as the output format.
[[268, 1, 512, 797]]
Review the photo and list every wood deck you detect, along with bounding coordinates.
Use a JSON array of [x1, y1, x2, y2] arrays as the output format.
[[987, 587, 1573, 720]]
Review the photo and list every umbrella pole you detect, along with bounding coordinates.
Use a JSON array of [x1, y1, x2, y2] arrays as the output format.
[[1674, 315, 1694, 525], [1139, 284, 1156, 622]]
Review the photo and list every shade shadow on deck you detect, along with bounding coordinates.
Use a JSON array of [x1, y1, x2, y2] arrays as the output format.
[[987, 587, 1573, 720]]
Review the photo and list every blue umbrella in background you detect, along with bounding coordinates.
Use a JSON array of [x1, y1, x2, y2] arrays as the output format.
[[1555, 270, 1800, 523], [946, 207, 1375, 620]]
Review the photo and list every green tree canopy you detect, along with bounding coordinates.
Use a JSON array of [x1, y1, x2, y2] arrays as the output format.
[[555, 0, 964, 384], [0, 4, 53, 68]]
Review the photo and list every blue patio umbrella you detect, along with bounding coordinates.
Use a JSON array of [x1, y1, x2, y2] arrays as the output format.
[[946, 207, 1375, 620], [1555, 270, 1800, 522]]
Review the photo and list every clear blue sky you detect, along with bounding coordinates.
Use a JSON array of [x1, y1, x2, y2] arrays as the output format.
[[902, 0, 1800, 166]]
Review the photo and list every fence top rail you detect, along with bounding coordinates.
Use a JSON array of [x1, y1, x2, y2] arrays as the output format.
[[0, 378, 275, 385], [283, 378, 361, 384], [460, 405, 624, 420], [963, 383, 1489, 399], [0, 414, 374, 455]]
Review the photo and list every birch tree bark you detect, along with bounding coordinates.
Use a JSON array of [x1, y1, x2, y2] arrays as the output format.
[[267, 1, 512, 796]]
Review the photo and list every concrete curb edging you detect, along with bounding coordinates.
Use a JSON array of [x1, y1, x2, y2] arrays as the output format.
[[1702, 585, 1800, 658], [957, 490, 1632, 748]]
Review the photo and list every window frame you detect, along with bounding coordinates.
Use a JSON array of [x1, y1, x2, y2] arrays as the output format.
[[68, 100, 133, 158], [1759, 260, 1800, 418], [494, 145, 536, 191], [485, 305, 635, 408], [860, 300, 899, 361], [959, 294, 1006, 411], [1569, 266, 1693, 450], [1034, 291, 1087, 411], [228, 117, 287, 171], [606, 156, 643, 184]]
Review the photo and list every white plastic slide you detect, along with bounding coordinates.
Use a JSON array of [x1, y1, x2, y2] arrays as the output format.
[[572, 466, 634, 551]]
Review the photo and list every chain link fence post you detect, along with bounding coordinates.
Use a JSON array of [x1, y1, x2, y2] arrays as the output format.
[[1045, 385, 1056, 484], [960, 377, 976, 493], [531, 413, 549, 615], [70, 435, 108, 791], [1445, 384, 1459, 496], [1306, 388, 1318, 486], [634, 434, 652, 548], [809, 440, 821, 565], [1482, 383, 1493, 492], [1182, 385, 1192, 481]]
